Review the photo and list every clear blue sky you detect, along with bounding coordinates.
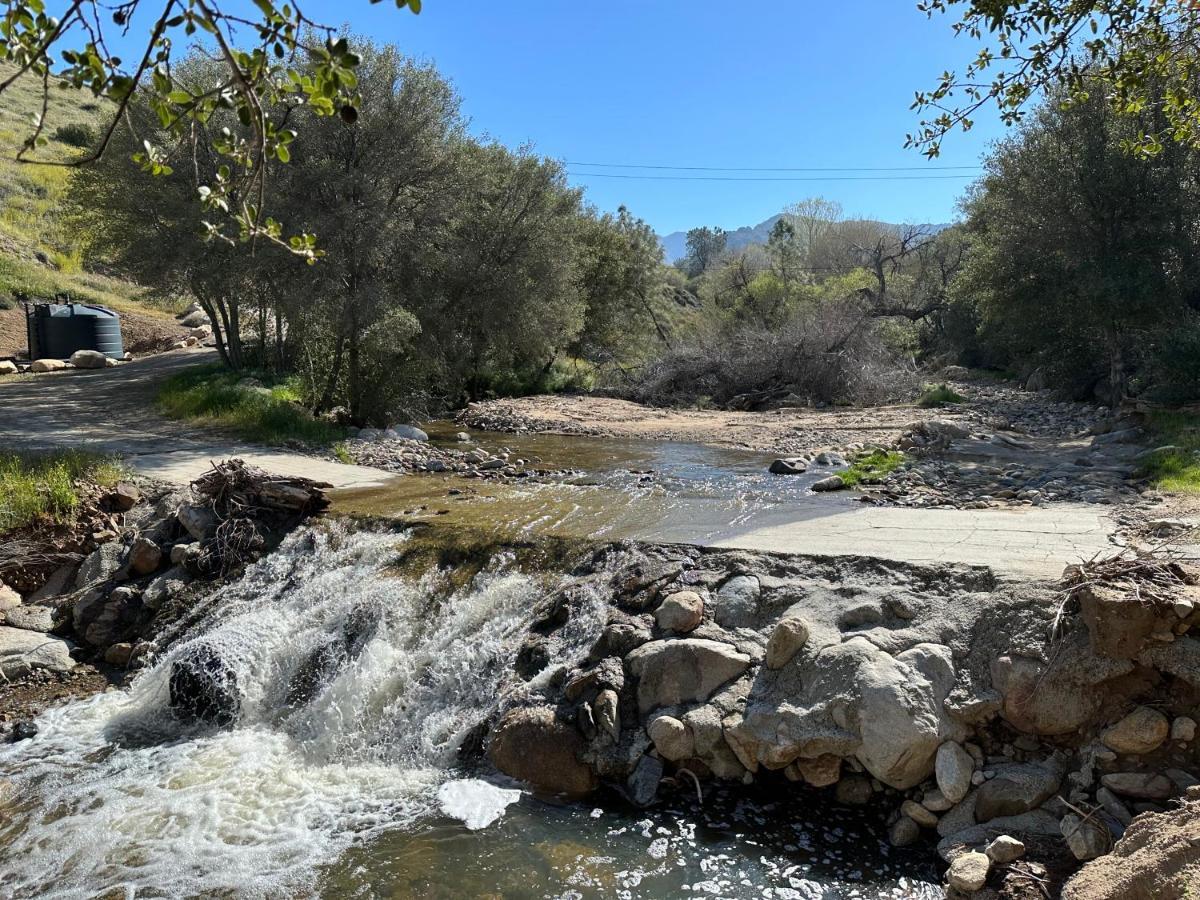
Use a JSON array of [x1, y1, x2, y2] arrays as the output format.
[[104, 0, 1011, 235], [328, 0, 1007, 235]]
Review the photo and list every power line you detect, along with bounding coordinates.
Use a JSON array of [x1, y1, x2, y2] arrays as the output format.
[[567, 171, 978, 182], [567, 161, 982, 173]]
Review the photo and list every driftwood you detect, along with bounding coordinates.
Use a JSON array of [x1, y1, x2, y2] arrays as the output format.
[[191, 459, 330, 575]]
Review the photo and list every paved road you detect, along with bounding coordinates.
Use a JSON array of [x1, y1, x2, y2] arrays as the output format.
[[0, 349, 398, 489]]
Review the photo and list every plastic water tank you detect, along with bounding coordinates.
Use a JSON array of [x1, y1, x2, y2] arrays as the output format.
[[27, 303, 124, 359]]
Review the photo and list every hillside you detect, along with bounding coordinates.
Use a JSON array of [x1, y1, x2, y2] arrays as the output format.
[[658, 213, 954, 263], [0, 65, 186, 358]]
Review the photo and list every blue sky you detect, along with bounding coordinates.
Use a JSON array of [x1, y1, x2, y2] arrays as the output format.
[[102, 0, 1011, 235], [336, 0, 1008, 234]]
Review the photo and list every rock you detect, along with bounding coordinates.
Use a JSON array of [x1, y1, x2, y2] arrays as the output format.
[[169, 543, 200, 566], [889, 816, 921, 847], [1062, 813, 1111, 861], [388, 424, 429, 441], [69, 349, 108, 369], [974, 761, 1063, 823], [455, 432, 471, 442], [712, 575, 760, 628], [626, 754, 663, 807], [564, 656, 625, 700], [985, 835, 1026, 864], [127, 536, 163, 576], [177, 503, 217, 541], [765, 616, 810, 669], [1101, 706, 1170, 755], [109, 482, 141, 511], [813, 451, 846, 467], [655, 590, 704, 633], [104, 642, 134, 667], [835, 775, 873, 806], [0, 360, 17, 376], [0, 582, 20, 612], [1092, 427, 1142, 446], [593, 689, 620, 741], [180, 309, 208, 328], [1095, 787, 1132, 827], [794, 754, 841, 788], [922, 419, 970, 441], [74, 585, 141, 647], [947, 851, 991, 892], [0, 625, 75, 678], [811, 475, 846, 492], [188, 326, 211, 340], [769, 458, 807, 475], [626, 639, 751, 714], [142, 568, 188, 610], [29, 565, 74, 603], [1100, 772, 1175, 800], [1172, 716, 1197, 743], [922, 788, 954, 812], [902, 799, 939, 828], [29, 358, 67, 372], [942, 365, 969, 379], [488, 706, 597, 795], [588, 622, 650, 661], [169, 643, 240, 726], [74, 541, 125, 588], [936, 741, 975, 804], [647, 715, 694, 761], [2, 605, 54, 632]]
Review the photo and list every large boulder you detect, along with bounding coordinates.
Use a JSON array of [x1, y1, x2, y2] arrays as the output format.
[[73, 585, 141, 647], [711, 575, 761, 628], [488, 706, 597, 795], [69, 349, 108, 369], [625, 638, 751, 714], [169, 643, 240, 726], [0, 625, 75, 679], [74, 542, 126, 589], [386, 424, 429, 441]]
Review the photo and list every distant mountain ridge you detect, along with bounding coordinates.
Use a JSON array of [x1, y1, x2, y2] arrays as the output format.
[[657, 214, 954, 263]]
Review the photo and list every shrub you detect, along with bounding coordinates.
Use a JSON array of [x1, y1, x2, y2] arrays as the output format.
[[53, 122, 97, 149], [158, 365, 345, 446], [1147, 321, 1200, 406], [0, 450, 124, 533], [628, 304, 915, 408], [917, 383, 965, 408]]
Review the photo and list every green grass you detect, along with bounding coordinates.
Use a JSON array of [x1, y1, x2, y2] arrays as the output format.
[[0, 450, 125, 533], [1138, 411, 1200, 494], [917, 383, 966, 408], [838, 449, 906, 487], [158, 364, 347, 447]]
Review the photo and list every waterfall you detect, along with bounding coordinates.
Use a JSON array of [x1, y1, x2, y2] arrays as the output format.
[[0, 523, 604, 900]]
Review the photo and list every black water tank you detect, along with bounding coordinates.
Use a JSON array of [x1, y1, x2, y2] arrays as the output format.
[[27, 303, 124, 359]]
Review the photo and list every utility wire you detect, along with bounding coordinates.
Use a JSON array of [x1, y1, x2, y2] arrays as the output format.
[[567, 171, 978, 182], [567, 161, 982, 172]]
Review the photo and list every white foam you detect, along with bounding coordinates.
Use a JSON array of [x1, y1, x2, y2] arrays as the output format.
[[437, 778, 521, 830]]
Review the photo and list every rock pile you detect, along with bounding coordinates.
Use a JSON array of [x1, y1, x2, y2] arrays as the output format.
[[342, 435, 570, 481], [485, 543, 1200, 896]]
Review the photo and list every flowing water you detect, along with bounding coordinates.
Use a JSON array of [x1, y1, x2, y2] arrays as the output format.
[[0, 437, 941, 899]]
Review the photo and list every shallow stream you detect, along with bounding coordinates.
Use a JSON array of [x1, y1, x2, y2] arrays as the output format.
[[0, 433, 941, 899]]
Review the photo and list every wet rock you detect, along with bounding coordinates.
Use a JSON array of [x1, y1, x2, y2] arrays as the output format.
[[128, 536, 163, 576], [0, 625, 75, 679], [985, 835, 1025, 864], [169, 643, 240, 726], [974, 761, 1063, 823], [1101, 706, 1170, 755], [104, 642, 134, 667], [625, 639, 751, 714], [489, 706, 597, 795], [655, 590, 704, 633], [1062, 813, 1111, 861], [769, 458, 807, 475], [647, 715, 693, 761], [936, 741, 975, 803], [1100, 772, 1175, 800], [947, 851, 990, 892], [889, 816, 921, 847], [593, 689, 620, 741], [712, 575, 760, 628], [835, 775, 873, 806], [765, 616, 809, 669], [811, 475, 846, 492], [626, 754, 663, 807]]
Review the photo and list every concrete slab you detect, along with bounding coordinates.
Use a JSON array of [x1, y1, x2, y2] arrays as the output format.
[[711, 503, 1116, 579]]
